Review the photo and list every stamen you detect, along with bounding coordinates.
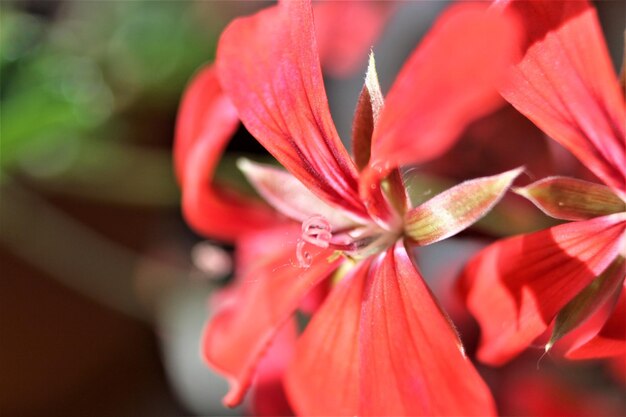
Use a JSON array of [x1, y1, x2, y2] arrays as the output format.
[[296, 240, 313, 268]]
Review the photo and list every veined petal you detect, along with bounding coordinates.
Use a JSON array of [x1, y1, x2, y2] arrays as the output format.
[[237, 158, 359, 229], [216, 0, 368, 220], [174, 65, 280, 242], [567, 284, 626, 360], [500, 0, 626, 191], [314, 1, 396, 78], [202, 243, 340, 407], [405, 168, 523, 246], [365, 3, 521, 178], [359, 241, 495, 416], [462, 213, 626, 365], [285, 259, 370, 416], [515, 176, 626, 222]]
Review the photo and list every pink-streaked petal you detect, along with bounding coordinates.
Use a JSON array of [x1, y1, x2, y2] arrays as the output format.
[[462, 213, 626, 365], [405, 168, 523, 246], [285, 260, 370, 416], [359, 241, 496, 416], [216, 1, 368, 220], [202, 243, 340, 407], [237, 158, 360, 229], [499, 1, 626, 191], [314, 1, 396, 78], [515, 176, 625, 222], [366, 3, 521, 175], [567, 285, 626, 360], [174, 65, 281, 242]]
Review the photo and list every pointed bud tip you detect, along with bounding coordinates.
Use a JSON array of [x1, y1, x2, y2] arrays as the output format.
[[236, 157, 254, 174]]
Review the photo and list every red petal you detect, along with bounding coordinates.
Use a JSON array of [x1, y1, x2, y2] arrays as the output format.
[[314, 1, 396, 78], [249, 318, 297, 417], [174, 65, 281, 242], [462, 214, 626, 365], [567, 285, 626, 360], [202, 242, 340, 407], [285, 260, 371, 416], [366, 3, 521, 175], [359, 242, 495, 416], [216, 1, 367, 220], [500, 1, 626, 192]]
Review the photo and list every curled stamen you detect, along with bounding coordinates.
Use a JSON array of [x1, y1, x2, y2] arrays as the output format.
[[296, 240, 313, 268], [301, 215, 332, 248]]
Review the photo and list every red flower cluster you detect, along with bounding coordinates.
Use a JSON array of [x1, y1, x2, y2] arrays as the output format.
[[174, 0, 625, 415]]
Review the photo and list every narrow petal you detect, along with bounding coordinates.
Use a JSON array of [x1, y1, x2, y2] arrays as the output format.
[[174, 65, 280, 242], [314, 1, 396, 77], [567, 285, 626, 360], [500, 0, 626, 191], [462, 213, 626, 365], [359, 241, 496, 416], [237, 158, 359, 229], [515, 176, 626, 222], [285, 260, 370, 416], [405, 168, 523, 246], [366, 3, 521, 175], [217, 1, 367, 219], [202, 242, 340, 407]]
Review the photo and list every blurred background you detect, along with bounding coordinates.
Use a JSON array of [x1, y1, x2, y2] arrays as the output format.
[[1, 1, 624, 416]]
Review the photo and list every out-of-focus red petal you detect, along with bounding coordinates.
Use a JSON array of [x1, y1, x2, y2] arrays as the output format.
[[216, 1, 368, 220], [567, 285, 626, 360], [462, 213, 626, 365], [363, 3, 521, 186], [234, 224, 300, 278], [174, 65, 281, 242], [249, 318, 297, 417], [359, 242, 495, 416], [202, 242, 340, 407], [499, 0, 626, 191], [285, 260, 370, 416], [314, 1, 396, 78]]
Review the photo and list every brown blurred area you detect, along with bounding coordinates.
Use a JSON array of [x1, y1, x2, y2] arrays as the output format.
[[1, 248, 183, 416]]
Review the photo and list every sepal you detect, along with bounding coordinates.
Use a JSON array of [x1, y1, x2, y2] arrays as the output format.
[[515, 176, 625, 221], [405, 168, 523, 245], [547, 256, 625, 351]]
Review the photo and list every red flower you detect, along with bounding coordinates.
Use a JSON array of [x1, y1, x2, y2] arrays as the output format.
[[176, 1, 522, 414], [461, 0, 626, 366]]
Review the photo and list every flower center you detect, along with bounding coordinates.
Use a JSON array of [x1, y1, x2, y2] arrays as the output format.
[[296, 214, 401, 268]]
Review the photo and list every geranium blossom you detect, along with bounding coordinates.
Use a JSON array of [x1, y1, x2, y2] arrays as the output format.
[[461, 0, 626, 367], [176, 1, 523, 414]]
